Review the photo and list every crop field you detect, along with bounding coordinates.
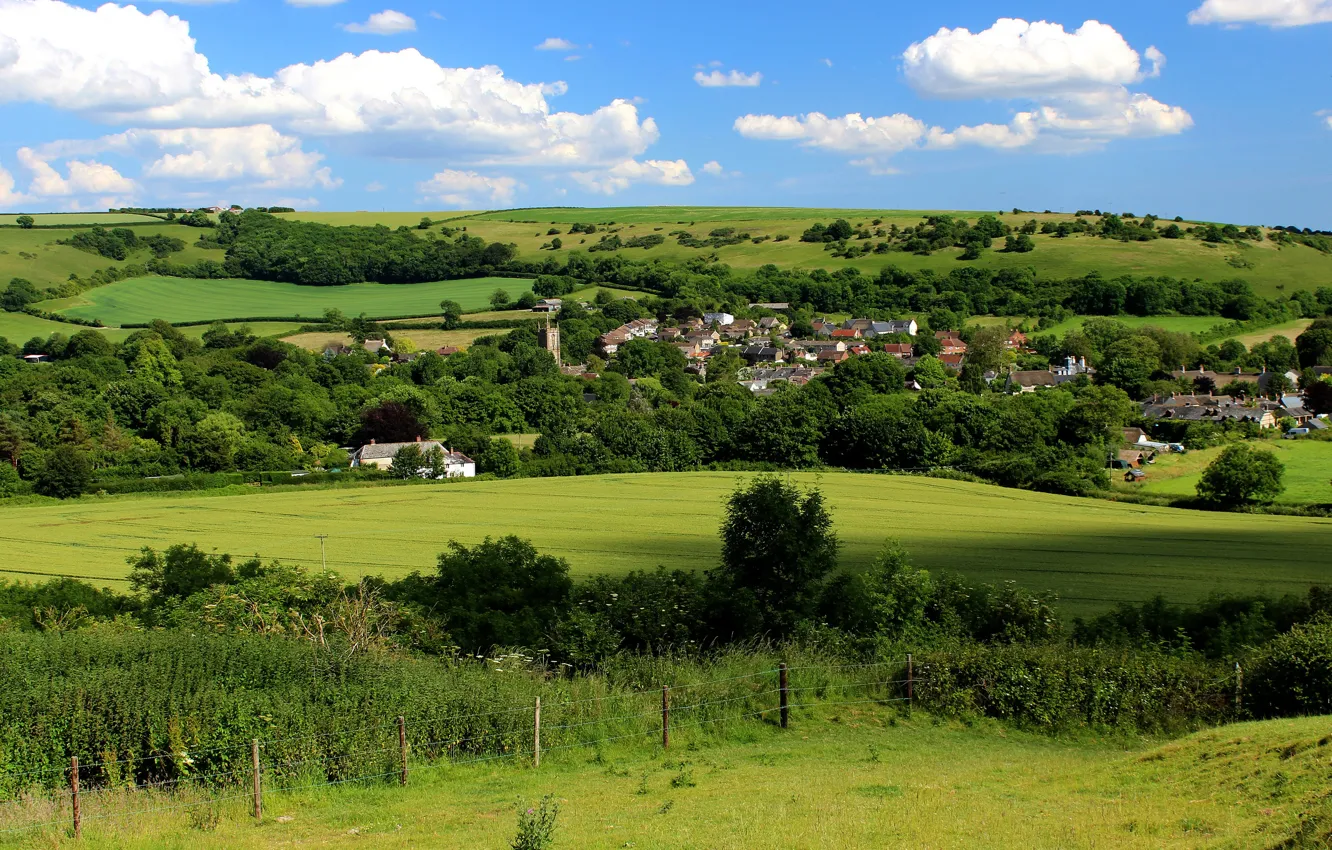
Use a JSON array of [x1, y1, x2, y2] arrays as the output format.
[[12, 709, 1331, 849], [41, 276, 532, 325], [1122, 440, 1332, 505], [2, 472, 1328, 613], [281, 327, 507, 352], [1224, 318, 1315, 347]]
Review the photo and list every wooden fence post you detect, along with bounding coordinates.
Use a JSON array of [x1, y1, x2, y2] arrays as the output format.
[[1235, 662, 1243, 715], [907, 653, 914, 714], [533, 697, 541, 769], [397, 715, 408, 786], [662, 686, 670, 750], [69, 756, 80, 839], [251, 739, 261, 822], [779, 663, 789, 729]]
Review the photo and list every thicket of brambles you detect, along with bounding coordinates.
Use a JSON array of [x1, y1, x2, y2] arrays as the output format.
[[2, 476, 1329, 787]]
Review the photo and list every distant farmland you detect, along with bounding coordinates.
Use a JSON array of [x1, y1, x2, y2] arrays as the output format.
[[2, 472, 1328, 614], [43, 275, 533, 325]]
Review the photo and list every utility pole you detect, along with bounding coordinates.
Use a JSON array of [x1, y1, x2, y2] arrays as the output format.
[[314, 534, 328, 572]]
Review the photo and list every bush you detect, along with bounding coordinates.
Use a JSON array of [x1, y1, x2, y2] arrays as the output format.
[[1248, 621, 1332, 717], [512, 796, 559, 850], [917, 644, 1230, 731]]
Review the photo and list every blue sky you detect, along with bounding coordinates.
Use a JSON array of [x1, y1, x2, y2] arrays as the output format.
[[0, 0, 1329, 226]]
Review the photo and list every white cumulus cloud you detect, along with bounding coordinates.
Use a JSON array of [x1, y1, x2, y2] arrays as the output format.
[[1188, 0, 1332, 26], [570, 159, 693, 195], [694, 69, 762, 87], [701, 160, 723, 176], [0, 162, 30, 206], [738, 17, 1191, 172], [16, 147, 136, 198], [0, 0, 687, 201], [418, 169, 518, 206], [342, 9, 415, 34], [535, 37, 578, 51], [138, 126, 339, 189], [734, 112, 929, 154], [903, 18, 1162, 99]]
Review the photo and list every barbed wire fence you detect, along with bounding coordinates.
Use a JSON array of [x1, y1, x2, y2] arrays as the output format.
[[0, 658, 923, 840]]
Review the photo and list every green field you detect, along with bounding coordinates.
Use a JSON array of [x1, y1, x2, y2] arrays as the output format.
[[0, 312, 304, 345], [0, 224, 225, 291], [10, 708, 1331, 849], [2, 472, 1328, 612], [275, 210, 479, 227], [1037, 314, 1236, 338], [1123, 440, 1332, 505], [1224, 318, 1315, 347], [0, 213, 165, 225], [40, 276, 532, 325]]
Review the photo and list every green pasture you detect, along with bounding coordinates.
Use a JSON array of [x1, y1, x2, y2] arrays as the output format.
[[0, 213, 164, 226], [42, 276, 532, 325], [1122, 440, 1332, 505], [276, 210, 479, 227], [1036, 314, 1234, 338], [0, 314, 310, 345], [0, 224, 223, 291], [2, 472, 1328, 613], [14, 707, 1332, 849], [452, 210, 1330, 299]]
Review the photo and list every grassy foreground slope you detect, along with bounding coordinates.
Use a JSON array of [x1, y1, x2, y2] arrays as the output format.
[[46, 275, 532, 324], [27, 711, 1332, 849], [2, 472, 1328, 612]]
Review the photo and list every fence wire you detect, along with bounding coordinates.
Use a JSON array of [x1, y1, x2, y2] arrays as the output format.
[[0, 662, 920, 836]]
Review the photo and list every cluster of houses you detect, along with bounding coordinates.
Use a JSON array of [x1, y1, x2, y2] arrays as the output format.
[[348, 437, 476, 478], [1139, 393, 1321, 430]]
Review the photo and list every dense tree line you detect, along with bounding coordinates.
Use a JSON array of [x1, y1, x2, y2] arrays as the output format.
[[4, 303, 1330, 502]]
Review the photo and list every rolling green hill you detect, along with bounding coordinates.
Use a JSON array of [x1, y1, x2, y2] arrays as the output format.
[[2, 472, 1327, 613], [0, 223, 224, 291]]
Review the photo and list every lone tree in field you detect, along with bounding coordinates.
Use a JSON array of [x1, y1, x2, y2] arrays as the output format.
[[710, 476, 839, 636], [35, 445, 92, 499], [15, 215, 35, 229], [490, 288, 510, 310], [438, 299, 463, 329], [1196, 443, 1285, 506]]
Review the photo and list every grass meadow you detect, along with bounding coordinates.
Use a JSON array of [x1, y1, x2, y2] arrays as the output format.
[[42, 276, 532, 325], [7, 709, 1331, 849], [442, 207, 1331, 299], [1121, 440, 1332, 505], [0, 225, 223, 291], [281, 327, 508, 352], [2, 472, 1328, 613], [0, 213, 165, 226], [0, 312, 305, 345]]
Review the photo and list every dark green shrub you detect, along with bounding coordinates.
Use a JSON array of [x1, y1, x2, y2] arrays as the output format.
[[1248, 621, 1332, 717]]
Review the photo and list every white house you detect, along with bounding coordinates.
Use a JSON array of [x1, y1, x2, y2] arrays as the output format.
[[350, 438, 476, 478], [703, 312, 735, 327]]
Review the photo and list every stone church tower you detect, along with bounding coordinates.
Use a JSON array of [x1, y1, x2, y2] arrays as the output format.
[[539, 314, 561, 367]]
